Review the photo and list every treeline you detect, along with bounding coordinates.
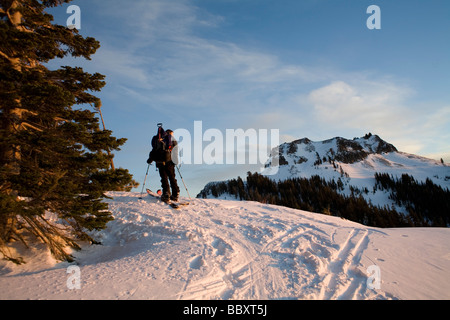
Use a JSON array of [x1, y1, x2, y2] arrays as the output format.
[[198, 172, 450, 228], [374, 173, 450, 227]]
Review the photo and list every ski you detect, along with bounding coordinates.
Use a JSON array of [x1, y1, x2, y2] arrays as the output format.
[[169, 201, 190, 209], [146, 188, 161, 198], [146, 189, 190, 209], [165, 200, 190, 210], [169, 202, 181, 209]]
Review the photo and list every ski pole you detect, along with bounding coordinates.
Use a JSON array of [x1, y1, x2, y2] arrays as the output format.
[[139, 164, 151, 199], [176, 165, 191, 201]]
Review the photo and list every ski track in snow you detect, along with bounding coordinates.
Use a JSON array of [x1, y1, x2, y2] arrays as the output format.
[[1, 192, 449, 300]]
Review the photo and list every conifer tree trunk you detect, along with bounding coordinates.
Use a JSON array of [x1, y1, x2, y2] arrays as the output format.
[[2, 0, 22, 180], [1, 1, 24, 260]]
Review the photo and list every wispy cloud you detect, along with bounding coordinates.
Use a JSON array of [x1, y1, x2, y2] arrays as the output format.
[[76, 0, 449, 162], [307, 80, 450, 158], [308, 80, 414, 133], [89, 1, 324, 114]]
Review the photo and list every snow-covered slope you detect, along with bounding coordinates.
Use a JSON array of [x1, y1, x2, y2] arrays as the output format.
[[262, 134, 450, 208], [1, 192, 449, 300]]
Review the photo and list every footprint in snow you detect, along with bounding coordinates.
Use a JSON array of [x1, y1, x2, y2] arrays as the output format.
[[189, 255, 205, 269], [212, 237, 232, 256]]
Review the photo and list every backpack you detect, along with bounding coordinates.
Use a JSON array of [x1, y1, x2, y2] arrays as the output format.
[[148, 127, 171, 164]]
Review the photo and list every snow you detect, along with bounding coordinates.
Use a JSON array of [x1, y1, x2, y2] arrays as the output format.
[[261, 136, 450, 212], [1, 192, 449, 300], [266, 138, 449, 189]]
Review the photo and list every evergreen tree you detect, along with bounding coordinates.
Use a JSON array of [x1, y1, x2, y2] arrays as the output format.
[[0, 0, 136, 263]]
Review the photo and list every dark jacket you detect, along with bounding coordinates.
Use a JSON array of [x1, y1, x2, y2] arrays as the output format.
[[148, 128, 178, 165]]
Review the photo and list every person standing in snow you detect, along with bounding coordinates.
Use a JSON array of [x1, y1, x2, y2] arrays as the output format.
[[147, 127, 180, 203]]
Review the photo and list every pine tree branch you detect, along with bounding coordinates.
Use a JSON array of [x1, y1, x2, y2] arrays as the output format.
[[0, 49, 10, 60], [21, 215, 76, 262], [21, 121, 44, 132], [5, 1, 33, 33]]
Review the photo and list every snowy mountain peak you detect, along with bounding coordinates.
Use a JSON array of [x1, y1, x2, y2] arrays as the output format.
[[274, 133, 397, 168], [258, 133, 450, 218], [263, 133, 448, 185]]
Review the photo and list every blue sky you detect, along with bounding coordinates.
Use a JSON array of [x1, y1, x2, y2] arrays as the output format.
[[48, 0, 450, 196]]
